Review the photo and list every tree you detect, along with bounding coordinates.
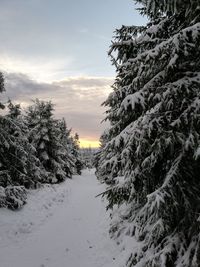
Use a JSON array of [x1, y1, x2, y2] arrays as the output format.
[[70, 133, 83, 175], [26, 99, 75, 183], [0, 72, 5, 109], [81, 146, 96, 169], [56, 118, 76, 178], [0, 78, 28, 209], [6, 100, 42, 188], [96, 1, 200, 266], [0, 100, 27, 187]]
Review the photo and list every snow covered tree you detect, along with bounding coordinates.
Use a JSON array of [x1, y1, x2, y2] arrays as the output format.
[[70, 133, 83, 175], [96, 1, 200, 266], [0, 100, 27, 187], [0, 79, 28, 209], [5, 100, 42, 189], [94, 132, 111, 183], [0, 100, 38, 190], [0, 72, 5, 110], [56, 118, 76, 178], [81, 147, 96, 169], [26, 99, 74, 183]]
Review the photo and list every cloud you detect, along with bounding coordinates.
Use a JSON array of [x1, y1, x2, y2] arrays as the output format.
[[0, 54, 74, 82], [2, 72, 113, 142]]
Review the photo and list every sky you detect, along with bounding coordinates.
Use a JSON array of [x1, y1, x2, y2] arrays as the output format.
[[0, 0, 147, 147]]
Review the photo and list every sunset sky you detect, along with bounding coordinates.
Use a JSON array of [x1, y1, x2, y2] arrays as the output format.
[[0, 0, 146, 147]]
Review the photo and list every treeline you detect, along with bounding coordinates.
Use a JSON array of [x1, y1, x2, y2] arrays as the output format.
[[0, 74, 82, 209], [80, 147, 98, 169]]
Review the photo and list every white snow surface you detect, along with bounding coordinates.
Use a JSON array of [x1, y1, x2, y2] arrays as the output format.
[[0, 169, 122, 267]]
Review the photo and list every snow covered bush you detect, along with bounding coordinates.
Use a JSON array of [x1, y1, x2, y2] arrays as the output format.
[[0, 186, 27, 210], [96, 1, 200, 266], [5, 186, 27, 210], [0, 186, 7, 208]]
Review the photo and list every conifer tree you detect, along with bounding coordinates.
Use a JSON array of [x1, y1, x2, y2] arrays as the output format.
[[0, 78, 27, 209], [0, 100, 28, 188], [56, 118, 76, 178], [26, 99, 74, 183], [96, 1, 200, 266], [81, 146, 95, 169], [71, 133, 83, 175], [0, 72, 5, 109], [5, 100, 42, 188]]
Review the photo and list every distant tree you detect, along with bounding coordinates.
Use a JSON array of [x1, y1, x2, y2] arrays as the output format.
[[56, 118, 76, 178], [96, 1, 200, 266], [0, 72, 5, 109], [81, 146, 95, 169], [94, 132, 111, 182], [71, 133, 83, 175], [7, 100, 21, 118]]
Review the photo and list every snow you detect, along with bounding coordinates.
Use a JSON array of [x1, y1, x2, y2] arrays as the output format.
[[119, 91, 145, 113], [195, 146, 200, 159], [0, 169, 122, 267]]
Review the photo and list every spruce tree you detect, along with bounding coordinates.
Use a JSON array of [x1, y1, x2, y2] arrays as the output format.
[[0, 100, 28, 188], [26, 99, 74, 183], [0, 72, 5, 109], [5, 100, 42, 188], [71, 133, 83, 175], [96, 1, 200, 266], [81, 147, 95, 169], [56, 118, 76, 178], [0, 78, 27, 209]]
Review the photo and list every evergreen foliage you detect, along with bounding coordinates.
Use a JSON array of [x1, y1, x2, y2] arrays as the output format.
[[56, 118, 76, 178], [26, 99, 76, 183], [0, 185, 27, 210], [0, 101, 28, 188], [81, 147, 97, 169], [96, 0, 200, 266], [70, 133, 83, 175], [0, 78, 28, 209], [0, 72, 5, 110]]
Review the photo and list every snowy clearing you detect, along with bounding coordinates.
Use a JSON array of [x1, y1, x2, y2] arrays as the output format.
[[0, 169, 123, 267]]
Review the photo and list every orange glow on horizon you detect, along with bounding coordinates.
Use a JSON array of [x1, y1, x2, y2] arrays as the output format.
[[79, 138, 99, 148]]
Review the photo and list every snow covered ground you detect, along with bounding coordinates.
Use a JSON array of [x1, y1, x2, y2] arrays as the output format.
[[0, 169, 122, 267]]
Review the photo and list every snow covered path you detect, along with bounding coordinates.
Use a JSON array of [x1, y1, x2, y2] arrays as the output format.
[[0, 170, 120, 267]]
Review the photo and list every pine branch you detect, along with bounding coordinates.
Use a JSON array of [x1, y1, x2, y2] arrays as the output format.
[[95, 187, 113, 198]]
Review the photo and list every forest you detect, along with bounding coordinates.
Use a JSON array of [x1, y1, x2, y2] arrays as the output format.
[[1, 0, 200, 266]]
